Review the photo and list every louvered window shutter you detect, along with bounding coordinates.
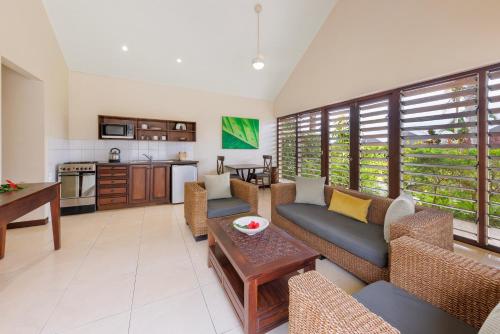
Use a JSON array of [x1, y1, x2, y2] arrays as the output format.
[[400, 75, 479, 239]]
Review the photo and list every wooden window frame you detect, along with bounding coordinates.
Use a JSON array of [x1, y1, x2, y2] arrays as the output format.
[[276, 62, 500, 253]]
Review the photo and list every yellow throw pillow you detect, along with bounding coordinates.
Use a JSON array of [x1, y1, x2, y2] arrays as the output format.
[[328, 190, 372, 223]]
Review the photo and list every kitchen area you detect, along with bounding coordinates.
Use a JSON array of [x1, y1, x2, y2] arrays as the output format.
[[57, 115, 198, 215]]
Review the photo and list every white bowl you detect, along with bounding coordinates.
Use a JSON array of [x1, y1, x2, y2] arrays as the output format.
[[233, 216, 269, 236]]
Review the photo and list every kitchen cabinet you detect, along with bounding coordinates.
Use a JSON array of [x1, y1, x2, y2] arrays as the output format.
[[150, 164, 170, 203], [96, 161, 193, 210], [129, 165, 150, 204], [97, 165, 129, 210], [98, 115, 196, 142]]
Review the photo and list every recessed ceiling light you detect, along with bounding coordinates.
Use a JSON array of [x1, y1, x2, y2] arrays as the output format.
[[176, 58, 182, 63], [121, 45, 129, 52]]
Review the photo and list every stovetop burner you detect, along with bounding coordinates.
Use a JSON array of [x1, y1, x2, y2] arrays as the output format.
[[58, 161, 97, 173]]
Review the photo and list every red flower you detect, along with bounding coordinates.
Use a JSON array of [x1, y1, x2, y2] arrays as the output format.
[[248, 221, 260, 229], [6, 179, 18, 189]]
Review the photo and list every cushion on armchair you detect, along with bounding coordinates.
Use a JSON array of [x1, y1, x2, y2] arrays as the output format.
[[354, 281, 477, 334], [205, 173, 232, 200], [207, 197, 251, 219], [479, 302, 500, 334]]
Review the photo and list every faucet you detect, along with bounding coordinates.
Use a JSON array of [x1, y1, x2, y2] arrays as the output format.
[[142, 154, 153, 162]]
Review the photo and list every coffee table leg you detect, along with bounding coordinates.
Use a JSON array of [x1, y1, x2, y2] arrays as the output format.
[[304, 259, 316, 272], [244, 280, 258, 334], [207, 231, 214, 268], [0, 224, 6, 259]]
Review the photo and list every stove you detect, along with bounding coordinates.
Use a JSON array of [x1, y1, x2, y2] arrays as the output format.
[[57, 161, 97, 215], [58, 162, 97, 173]]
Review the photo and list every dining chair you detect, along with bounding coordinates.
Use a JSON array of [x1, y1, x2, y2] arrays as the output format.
[[216, 156, 225, 175], [251, 155, 272, 187], [217, 155, 241, 179]]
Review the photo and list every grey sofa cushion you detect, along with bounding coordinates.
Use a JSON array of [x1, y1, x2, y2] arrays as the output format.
[[354, 281, 477, 334], [276, 203, 387, 267], [207, 197, 251, 219]]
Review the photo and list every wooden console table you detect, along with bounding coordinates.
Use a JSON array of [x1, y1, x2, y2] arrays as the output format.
[[0, 182, 61, 259]]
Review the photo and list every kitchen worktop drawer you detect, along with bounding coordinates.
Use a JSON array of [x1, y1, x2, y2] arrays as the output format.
[[99, 187, 127, 195], [97, 166, 129, 178], [98, 179, 127, 186], [98, 196, 127, 206], [98, 172, 128, 178]]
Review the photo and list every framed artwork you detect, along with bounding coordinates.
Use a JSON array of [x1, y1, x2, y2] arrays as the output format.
[[222, 116, 259, 149]]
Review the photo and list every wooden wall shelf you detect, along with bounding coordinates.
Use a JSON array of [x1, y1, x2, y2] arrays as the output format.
[[98, 115, 196, 142]]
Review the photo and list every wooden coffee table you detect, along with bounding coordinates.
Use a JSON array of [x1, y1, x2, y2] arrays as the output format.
[[207, 218, 319, 334]]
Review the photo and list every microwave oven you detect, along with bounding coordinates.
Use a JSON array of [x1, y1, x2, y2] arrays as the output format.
[[101, 123, 135, 139]]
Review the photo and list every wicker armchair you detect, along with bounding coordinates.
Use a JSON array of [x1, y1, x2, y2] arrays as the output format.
[[184, 179, 258, 240], [289, 236, 500, 334], [271, 183, 453, 283]]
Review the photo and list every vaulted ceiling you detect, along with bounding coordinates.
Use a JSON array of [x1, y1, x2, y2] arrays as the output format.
[[43, 0, 337, 100]]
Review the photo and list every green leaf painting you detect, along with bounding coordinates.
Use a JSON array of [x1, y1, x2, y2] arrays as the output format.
[[222, 116, 259, 149]]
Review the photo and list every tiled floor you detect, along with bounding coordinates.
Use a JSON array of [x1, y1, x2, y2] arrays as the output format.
[[0, 189, 498, 334]]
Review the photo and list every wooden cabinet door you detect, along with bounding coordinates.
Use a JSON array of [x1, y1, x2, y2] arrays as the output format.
[[129, 165, 150, 204], [150, 164, 170, 203]]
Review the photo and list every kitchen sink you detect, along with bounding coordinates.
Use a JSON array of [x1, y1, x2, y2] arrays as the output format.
[[127, 160, 180, 164]]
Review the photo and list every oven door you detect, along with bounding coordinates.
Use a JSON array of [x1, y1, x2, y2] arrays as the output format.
[[81, 172, 96, 198], [60, 173, 80, 199]]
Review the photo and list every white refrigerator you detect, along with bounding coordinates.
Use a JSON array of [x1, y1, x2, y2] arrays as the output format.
[[171, 164, 198, 204]]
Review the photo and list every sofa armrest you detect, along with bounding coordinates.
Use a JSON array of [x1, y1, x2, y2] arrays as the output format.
[[390, 236, 500, 329], [271, 183, 296, 220], [271, 182, 296, 206], [288, 271, 399, 334], [389, 208, 454, 250], [184, 182, 207, 226], [230, 179, 258, 214]]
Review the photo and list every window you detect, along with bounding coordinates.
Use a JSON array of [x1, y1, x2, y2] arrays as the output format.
[[487, 69, 500, 247], [359, 98, 390, 196], [297, 111, 323, 177], [400, 75, 479, 239], [277, 62, 500, 251], [328, 106, 350, 187], [277, 115, 297, 181]]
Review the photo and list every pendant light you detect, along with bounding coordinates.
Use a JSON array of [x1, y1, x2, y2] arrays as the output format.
[[252, 4, 264, 70]]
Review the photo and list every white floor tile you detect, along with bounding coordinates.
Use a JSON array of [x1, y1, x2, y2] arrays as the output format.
[[201, 283, 240, 333], [133, 259, 199, 306], [130, 289, 216, 334], [56, 312, 130, 334], [42, 273, 135, 333]]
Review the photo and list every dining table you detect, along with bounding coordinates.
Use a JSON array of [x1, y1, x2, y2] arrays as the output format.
[[224, 164, 267, 182], [0, 182, 61, 259]]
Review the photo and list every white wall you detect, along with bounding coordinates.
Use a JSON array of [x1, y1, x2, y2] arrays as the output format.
[[68, 71, 276, 177], [2, 65, 46, 220], [275, 0, 500, 116], [0, 0, 69, 182], [1, 66, 45, 181]]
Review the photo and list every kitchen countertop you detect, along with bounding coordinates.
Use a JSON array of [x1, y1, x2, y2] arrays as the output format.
[[96, 160, 198, 165]]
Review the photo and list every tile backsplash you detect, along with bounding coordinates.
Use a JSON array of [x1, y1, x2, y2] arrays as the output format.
[[47, 138, 194, 181]]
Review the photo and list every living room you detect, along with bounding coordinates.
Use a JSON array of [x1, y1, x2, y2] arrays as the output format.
[[0, 0, 499, 333]]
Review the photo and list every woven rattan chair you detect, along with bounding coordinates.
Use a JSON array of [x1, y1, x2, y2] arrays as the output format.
[[271, 183, 454, 283], [184, 179, 258, 240], [288, 236, 500, 334]]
